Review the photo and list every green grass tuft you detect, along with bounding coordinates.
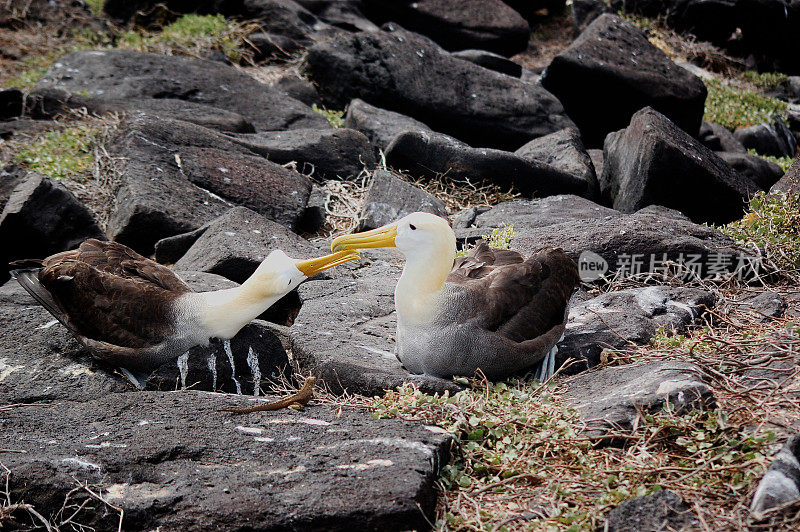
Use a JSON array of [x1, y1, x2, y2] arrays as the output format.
[[722, 191, 800, 271], [703, 78, 787, 130], [14, 126, 99, 180], [84, 0, 105, 16], [116, 14, 254, 63], [312, 104, 344, 128]]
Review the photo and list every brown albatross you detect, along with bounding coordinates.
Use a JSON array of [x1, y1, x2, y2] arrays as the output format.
[[331, 212, 579, 380], [12, 239, 359, 387]]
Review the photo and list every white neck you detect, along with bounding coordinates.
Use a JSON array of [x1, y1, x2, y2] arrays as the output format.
[[395, 245, 454, 325], [190, 276, 285, 340]]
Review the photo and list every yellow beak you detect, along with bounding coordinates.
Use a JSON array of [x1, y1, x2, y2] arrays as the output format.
[[331, 224, 398, 252], [296, 250, 361, 277]]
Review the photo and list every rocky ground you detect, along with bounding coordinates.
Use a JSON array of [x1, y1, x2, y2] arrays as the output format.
[[1, 0, 800, 530]]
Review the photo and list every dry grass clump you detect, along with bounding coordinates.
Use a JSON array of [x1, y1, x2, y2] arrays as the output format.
[[403, 172, 519, 213]]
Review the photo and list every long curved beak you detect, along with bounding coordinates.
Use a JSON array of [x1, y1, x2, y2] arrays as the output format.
[[331, 224, 398, 252], [296, 250, 361, 277]]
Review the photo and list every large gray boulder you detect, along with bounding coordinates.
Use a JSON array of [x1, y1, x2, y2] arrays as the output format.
[[359, 170, 449, 231], [25, 88, 256, 133], [601, 107, 759, 224], [562, 360, 716, 437], [558, 286, 716, 372], [0, 391, 452, 531], [0, 171, 105, 267], [305, 26, 574, 150], [385, 130, 589, 198], [718, 151, 784, 191], [107, 114, 312, 254], [344, 98, 433, 154], [360, 0, 530, 56], [514, 127, 599, 200], [227, 128, 376, 180], [454, 196, 754, 280], [36, 49, 328, 132], [541, 14, 707, 147]]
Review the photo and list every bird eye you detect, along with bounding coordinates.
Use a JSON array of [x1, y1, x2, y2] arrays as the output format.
[[409, 224, 417, 230]]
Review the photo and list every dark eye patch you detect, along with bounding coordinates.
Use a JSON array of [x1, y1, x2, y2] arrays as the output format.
[[409, 224, 417, 230]]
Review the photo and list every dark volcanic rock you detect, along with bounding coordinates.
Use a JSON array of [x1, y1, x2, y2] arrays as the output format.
[[0, 88, 23, 119], [771, 156, 800, 195], [563, 360, 715, 436], [451, 49, 522, 77], [601, 107, 758, 224], [734, 116, 798, 158], [738, 0, 800, 74], [0, 391, 451, 531], [107, 114, 312, 254], [305, 26, 574, 150], [361, 0, 530, 56], [541, 14, 707, 147], [515, 127, 599, 200], [698, 121, 747, 153], [172, 206, 318, 284], [271, 75, 322, 107], [558, 286, 715, 373], [0, 280, 130, 404], [145, 321, 290, 395], [36, 49, 327, 132], [605, 490, 699, 532], [26, 88, 255, 133], [344, 98, 433, 154], [227, 128, 376, 180], [718, 151, 784, 191], [571, 0, 614, 35], [751, 435, 800, 517], [736, 291, 787, 321], [296, 0, 380, 32], [0, 171, 105, 266], [386, 130, 588, 198], [290, 260, 463, 396], [454, 196, 754, 280], [359, 170, 449, 231]]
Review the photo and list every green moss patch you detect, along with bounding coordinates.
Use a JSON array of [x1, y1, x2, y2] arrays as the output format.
[[14, 126, 99, 180]]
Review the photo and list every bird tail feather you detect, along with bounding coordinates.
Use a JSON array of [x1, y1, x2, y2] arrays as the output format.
[[11, 269, 74, 331]]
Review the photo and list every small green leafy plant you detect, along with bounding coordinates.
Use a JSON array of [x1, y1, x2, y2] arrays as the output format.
[[456, 224, 516, 257], [312, 104, 344, 128], [723, 191, 800, 271], [704, 78, 787, 130]]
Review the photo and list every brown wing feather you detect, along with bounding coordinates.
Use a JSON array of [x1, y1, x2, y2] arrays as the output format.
[[448, 242, 579, 343], [37, 239, 192, 348]]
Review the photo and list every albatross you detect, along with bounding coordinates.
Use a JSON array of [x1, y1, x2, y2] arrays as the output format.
[[12, 239, 359, 387], [331, 212, 579, 381]]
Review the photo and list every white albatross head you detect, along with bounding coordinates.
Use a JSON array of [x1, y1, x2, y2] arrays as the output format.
[[247, 248, 362, 296], [330, 212, 455, 260]]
